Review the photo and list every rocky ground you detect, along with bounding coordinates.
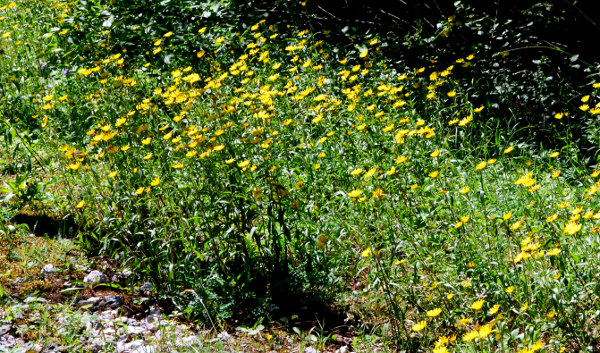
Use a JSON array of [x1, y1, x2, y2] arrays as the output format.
[[0, 226, 365, 353]]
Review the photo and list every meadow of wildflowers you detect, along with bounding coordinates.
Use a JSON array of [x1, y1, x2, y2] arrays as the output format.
[[2, 0, 600, 351]]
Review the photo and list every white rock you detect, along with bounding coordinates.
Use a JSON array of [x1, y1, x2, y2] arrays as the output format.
[[41, 264, 55, 275], [217, 331, 231, 340]]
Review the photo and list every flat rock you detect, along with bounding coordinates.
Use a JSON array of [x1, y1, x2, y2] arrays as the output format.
[[0, 324, 10, 337], [78, 297, 101, 307], [100, 295, 123, 309]]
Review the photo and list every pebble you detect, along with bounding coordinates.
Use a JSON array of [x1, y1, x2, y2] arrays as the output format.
[[41, 264, 56, 275], [1, 291, 203, 353], [78, 297, 102, 307], [84, 270, 107, 285]]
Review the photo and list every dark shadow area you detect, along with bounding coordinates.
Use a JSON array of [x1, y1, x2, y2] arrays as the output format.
[[11, 210, 79, 238]]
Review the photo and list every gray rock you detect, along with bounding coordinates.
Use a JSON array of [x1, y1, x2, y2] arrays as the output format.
[[0, 324, 10, 337], [145, 308, 162, 324], [101, 295, 123, 309], [41, 264, 56, 275], [84, 270, 107, 285], [217, 331, 231, 340], [78, 297, 101, 307], [126, 326, 146, 335], [139, 282, 153, 293]]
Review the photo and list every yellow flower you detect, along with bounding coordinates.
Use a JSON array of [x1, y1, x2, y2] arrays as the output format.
[[350, 168, 363, 176], [510, 220, 522, 231], [372, 189, 385, 200], [171, 162, 184, 169], [430, 149, 440, 158], [547, 248, 561, 256], [150, 177, 160, 186], [502, 212, 511, 220], [552, 171, 561, 178], [462, 330, 479, 342], [361, 247, 371, 258], [429, 170, 440, 178], [459, 186, 470, 194], [520, 302, 529, 311], [504, 146, 514, 154], [348, 190, 362, 198], [135, 187, 145, 195], [563, 222, 582, 235], [359, 49, 368, 58], [475, 161, 487, 170], [471, 299, 485, 310], [426, 308, 442, 317], [412, 320, 427, 332], [447, 91, 456, 97], [478, 324, 494, 338], [108, 171, 118, 178], [546, 214, 558, 222], [488, 304, 500, 315], [549, 151, 559, 158], [76, 200, 85, 209], [554, 112, 564, 119], [238, 160, 250, 168], [142, 137, 152, 145]]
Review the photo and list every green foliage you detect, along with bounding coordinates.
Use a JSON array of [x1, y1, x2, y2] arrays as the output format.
[[3, 0, 600, 351]]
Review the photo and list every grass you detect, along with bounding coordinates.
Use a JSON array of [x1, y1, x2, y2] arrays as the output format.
[[2, 0, 600, 351]]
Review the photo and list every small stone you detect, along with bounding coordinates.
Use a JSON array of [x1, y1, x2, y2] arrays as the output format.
[[139, 282, 153, 293], [41, 264, 56, 275], [84, 270, 107, 285], [102, 295, 123, 309], [336, 346, 349, 353], [146, 309, 162, 324], [217, 331, 231, 341], [305, 347, 319, 353], [33, 343, 44, 352], [78, 297, 101, 307], [126, 326, 146, 335], [0, 324, 10, 336]]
